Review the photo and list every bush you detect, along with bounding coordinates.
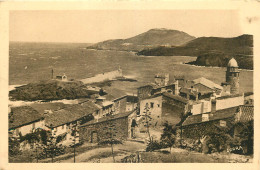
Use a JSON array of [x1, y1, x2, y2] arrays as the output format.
[[146, 140, 162, 152]]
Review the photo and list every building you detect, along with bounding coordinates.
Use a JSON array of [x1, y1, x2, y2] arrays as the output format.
[[180, 105, 253, 154], [222, 58, 240, 95], [79, 110, 137, 143], [192, 77, 223, 96], [139, 92, 189, 127], [137, 74, 179, 102], [94, 88, 138, 119], [9, 106, 45, 137], [56, 73, 68, 81], [44, 101, 100, 146]]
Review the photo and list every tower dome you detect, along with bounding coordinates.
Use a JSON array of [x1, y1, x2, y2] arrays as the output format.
[[227, 58, 238, 67]]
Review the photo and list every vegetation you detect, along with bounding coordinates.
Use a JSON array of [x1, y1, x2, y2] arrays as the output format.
[[137, 34, 253, 70], [142, 103, 153, 142], [160, 122, 176, 152], [9, 79, 100, 101], [99, 119, 122, 163]]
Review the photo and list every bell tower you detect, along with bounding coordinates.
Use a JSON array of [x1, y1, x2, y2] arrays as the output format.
[[226, 58, 240, 94]]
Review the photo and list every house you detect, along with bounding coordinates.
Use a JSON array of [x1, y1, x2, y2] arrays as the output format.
[[94, 88, 138, 119], [137, 74, 179, 102], [180, 105, 253, 154], [9, 106, 45, 137], [56, 73, 68, 81], [192, 77, 223, 96], [44, 101, 100, 146], [139, 92, 189, 127], [79, 110, 137, 143]]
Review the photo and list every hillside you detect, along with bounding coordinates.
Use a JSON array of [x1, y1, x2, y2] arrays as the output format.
[[87, 28, 196, 52], [137, 34, 253, 70], [9, 80, 100, 101]]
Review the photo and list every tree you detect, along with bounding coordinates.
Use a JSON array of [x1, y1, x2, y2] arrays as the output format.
[[235, 120, 254, 155], [99, 120, 122, 163], [160, 122, 176, 152], [206, 125, 234, 153], [141, 103, 152, 142]]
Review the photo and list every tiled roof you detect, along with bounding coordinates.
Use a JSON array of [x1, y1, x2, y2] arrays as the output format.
[[81, 110, 136, 126], [29, 102, 67, 115], [162, 92, 188, 104], [103, 88, 127, 101], [142, 92, 188, 104], [236, 105, 254, 123], [193, 77, 223, 90], [9, 106, 43, 129], [182, 106, 239, 126], [45, 101, 100, 128], [180, 87, 199, 96]]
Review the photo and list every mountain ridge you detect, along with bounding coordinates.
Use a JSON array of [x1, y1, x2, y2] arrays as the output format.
[[87, 28, 196, 52]]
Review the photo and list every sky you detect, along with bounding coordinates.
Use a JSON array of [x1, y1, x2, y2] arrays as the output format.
[[9, 10, 243, 43]]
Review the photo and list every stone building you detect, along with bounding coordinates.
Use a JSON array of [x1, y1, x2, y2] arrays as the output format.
[[139, 92, 189, 127], [179, 104, 253, 154], [137, 74, 179, 102], [79, 110, 137, 143]]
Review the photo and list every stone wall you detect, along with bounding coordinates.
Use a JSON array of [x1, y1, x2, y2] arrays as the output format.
[[138, 86, 153, 101], [79, 117, 129, 143], [181, 117, 234, 140]]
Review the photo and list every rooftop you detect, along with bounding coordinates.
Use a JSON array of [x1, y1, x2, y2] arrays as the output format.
[[45, 101, 100, 128], [228, 58, 239, 67], [236, 105, 254, 123], [162, 92, 189, 104], [29, 102, 67, 115], [81, 110, 136, 126], [192, 77, 223, 90], [103, 88, 128, 101], [9, 106, 43, 129], [182, 106, 239, 126]]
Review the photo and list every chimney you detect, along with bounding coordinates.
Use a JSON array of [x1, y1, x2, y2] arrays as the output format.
[[211, 99, 216, 112]]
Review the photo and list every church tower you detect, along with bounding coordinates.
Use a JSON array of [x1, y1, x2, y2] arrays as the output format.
[[226, 58, 240, 94]]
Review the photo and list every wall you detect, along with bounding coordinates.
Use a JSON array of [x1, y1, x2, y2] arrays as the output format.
[[191, 100, 212, 115], [114, 97, 127, 114], [181, 117, 234, 140], [81, 69, 123, 84], [79, 117, 129, 143], [216, 95, 244, 110], [139, 96, 163, 127], [138, 86, 153, 101], [12, 119, 45, 137], [161, 95, 188, 126]]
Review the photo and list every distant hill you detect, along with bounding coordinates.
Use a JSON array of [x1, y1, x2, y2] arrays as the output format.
[[9, 80, 99, 101], [87, 28, 196, 52], [137, 34, 253, 70]]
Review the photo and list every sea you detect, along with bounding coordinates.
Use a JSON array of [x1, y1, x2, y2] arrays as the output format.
[[9, 42, 253, 94]]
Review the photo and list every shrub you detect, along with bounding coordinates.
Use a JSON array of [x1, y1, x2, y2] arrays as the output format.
[[146, 140, 162, 152]]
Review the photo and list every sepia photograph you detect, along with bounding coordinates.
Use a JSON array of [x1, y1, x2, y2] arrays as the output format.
[[4, 6, 256, 164]]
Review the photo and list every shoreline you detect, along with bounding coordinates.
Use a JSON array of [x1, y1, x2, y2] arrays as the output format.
[[182, 63, 253, 72]]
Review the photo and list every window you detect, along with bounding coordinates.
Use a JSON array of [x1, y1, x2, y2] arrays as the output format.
[[157, 104, 160, 107], [150, 102, 154, 108], [220, 120, 226, 127]]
